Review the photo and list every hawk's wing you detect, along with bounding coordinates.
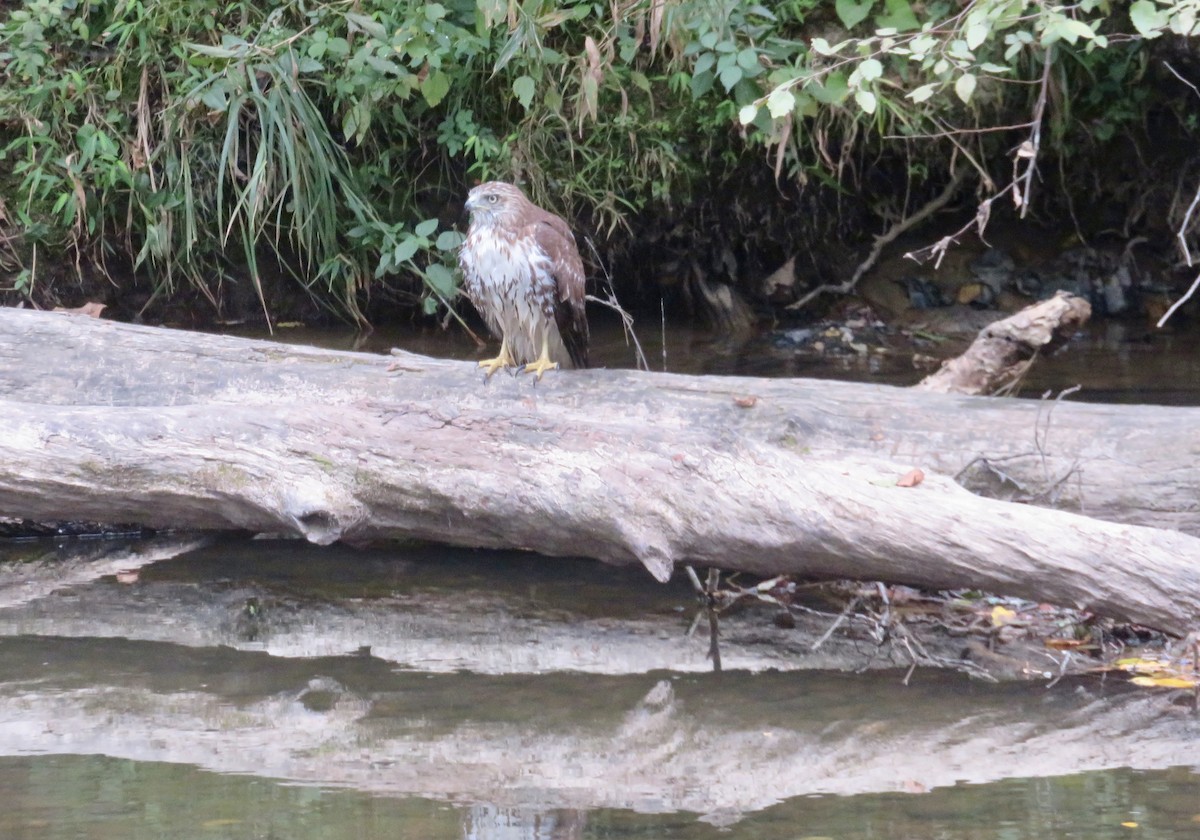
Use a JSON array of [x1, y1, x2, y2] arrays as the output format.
[[529, 214, 589, 369]]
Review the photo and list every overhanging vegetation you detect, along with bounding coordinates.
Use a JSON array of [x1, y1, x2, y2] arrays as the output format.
[[1, 0, 1198, 322]]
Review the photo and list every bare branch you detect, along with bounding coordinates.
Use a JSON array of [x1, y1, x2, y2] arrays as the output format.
[[786, 167, 968, 311], [1014, 46, 1054, 217], [1157, 271, 1200, 328]]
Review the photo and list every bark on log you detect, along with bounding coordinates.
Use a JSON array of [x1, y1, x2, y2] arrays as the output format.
[[1, 307, 1198, 633]]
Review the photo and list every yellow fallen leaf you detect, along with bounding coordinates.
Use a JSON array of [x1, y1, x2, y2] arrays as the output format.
[[1121, 821, 1138, 828], [1116, 657, 1169, 674], [1130, 675, 1198, 689], [990, 605, 1018, 626]]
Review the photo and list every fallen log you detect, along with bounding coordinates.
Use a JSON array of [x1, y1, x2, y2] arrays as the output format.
[[1, 307, 1198, 633]]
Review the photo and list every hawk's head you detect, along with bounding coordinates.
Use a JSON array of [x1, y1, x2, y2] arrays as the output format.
[[464, 181, 528, 230]]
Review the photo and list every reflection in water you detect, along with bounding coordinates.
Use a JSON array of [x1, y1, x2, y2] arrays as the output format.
[[0, 538, 1199, 838], [2, 754, 1199, 840], [218, 313, 1200, 404], [464, 805, 585, 840]]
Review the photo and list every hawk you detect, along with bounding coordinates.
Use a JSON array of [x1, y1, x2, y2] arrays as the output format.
[[458, 181, 589, 378]]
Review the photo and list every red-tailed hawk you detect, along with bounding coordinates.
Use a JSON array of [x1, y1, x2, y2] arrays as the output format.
[[458, 181, 588, 378]]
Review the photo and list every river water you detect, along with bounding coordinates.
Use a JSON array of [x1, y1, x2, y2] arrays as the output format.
[[226, 312, 1200, 402], [2, 313, 1199, 838]]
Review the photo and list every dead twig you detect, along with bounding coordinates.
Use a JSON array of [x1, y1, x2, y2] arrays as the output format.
[[1012, 46, 1054, 218], [786, 167, 969, 311], [812, 595, 862, 652], [1034, 385, 1082, 485], [583, 237, 649, 370], [1159, 63, 1200, 326]]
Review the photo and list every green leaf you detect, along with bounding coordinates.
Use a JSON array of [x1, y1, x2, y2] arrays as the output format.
[[908, 82, 937, 102], [424, 263, 456, 296], [947, 39, 974, 60], [965, 19, 991, 50], [342, 101, 371, 143], [199, 83, 229, 112], [436, 230, 464, 251], [1049, 17, 1096, 44], [811, 71, 850, 104], [719, 64, 743, 91], [835, 0, 874, 30], [344, 12, 386, 40], [909, 34, 937, 56], [513, 75, 536, 109], [876, 0, 919, 32], [738, 103, 759, 125], [424, 3, 447, 21], [421, 69, 451, 107], [415, 218, 439, 237], [393, 236, 421, 263], [793, 91, 818, 118], [811, 37, 837, 56], [736, 48, 759, 71], [854, 89, 877, 114], [857, 58, 883, 82], [581, 74, 599, 120], [766, 87, 796, 118], [955, 72, 977, 103], [185, 42, 245, 58], [1129, 0, 1167, 36]]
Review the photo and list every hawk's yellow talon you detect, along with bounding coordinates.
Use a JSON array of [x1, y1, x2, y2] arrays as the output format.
[[519, 336, 559, 380], [478, 341, 515, 378], [520, 356, 559, 380]]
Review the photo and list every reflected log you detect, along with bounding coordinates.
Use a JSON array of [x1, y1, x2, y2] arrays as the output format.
[[1, 308, 1199, 632], [0, 635, 1193, 818]]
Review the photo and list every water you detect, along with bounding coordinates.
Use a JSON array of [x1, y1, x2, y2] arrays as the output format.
[[217, 313, 1200, 403], [1, 540, 1199, 838], [2, 755, 1198, 839]]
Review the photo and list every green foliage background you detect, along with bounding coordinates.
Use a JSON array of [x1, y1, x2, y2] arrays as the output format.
[[0, 0, 1197, 322]]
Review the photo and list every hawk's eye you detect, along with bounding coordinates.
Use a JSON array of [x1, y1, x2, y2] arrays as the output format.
[[486, 194, 498, 203]]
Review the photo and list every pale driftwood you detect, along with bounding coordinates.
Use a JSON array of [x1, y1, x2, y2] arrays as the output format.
[[0, 307, 1198, 633], [917, 292, 1093, 394]]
